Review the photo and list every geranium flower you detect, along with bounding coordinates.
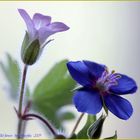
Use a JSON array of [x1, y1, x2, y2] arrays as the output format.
[[67, 60, 137, 120], [18, 9, 69, 65], [18, 9, 69, 47]]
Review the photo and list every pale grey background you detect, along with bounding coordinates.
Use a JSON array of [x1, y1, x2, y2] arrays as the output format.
[[0, 1, 140, 138]]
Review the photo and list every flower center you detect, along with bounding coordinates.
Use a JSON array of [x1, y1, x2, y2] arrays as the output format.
[[95, 69, 121, 93]]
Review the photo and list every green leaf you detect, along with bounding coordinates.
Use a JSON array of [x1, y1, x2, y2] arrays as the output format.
[[77, 115, 96, 139], [0, 53, 30, 101], [104, 131, 117, 139], [0, 53, 20, 99], [58, 111, 75, 121], [87, 114, 106, 139], [32, 59, 76, 129]]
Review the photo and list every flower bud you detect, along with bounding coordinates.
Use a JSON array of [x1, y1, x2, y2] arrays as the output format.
[[87, 114, 106, 139], [21, 32, 40, 65]]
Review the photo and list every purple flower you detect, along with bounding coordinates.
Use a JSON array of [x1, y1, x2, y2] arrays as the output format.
[[67, 60, 137, 120], [18, 9, 69, 65], [18, 9, 69, 47]]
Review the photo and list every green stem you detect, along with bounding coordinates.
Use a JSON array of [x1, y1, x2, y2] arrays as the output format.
[[18, 65, 28, 115], [70, 113, 85, 138], [17, 65, 28, 139], [17, 119, 23, 139]]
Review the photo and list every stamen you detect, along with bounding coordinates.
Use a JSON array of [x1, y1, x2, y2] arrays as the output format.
[[98, 69, 108, 83], [95, 69, 121, 93]]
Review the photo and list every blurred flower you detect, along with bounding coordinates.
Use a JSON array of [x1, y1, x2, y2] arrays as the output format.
[[67, 60, 137, 120], [18, 9, 69, 65], [18, 9, 69, 47]]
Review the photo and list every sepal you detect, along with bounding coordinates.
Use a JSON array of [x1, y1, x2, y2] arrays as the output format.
[[87, 114, 106, 139], [21, 32, 40, 65]]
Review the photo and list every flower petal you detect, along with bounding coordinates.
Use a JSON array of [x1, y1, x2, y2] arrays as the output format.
[[110, 74, 137, 95], [33, 13, 51, 29], [67, 61, 93, 87], [104, 94, 133, 120], [38, 27, 53, 45], [18, 9, 36, 39], [83, 60, 106, 79], [38, 22, 69, 45], [73, 88, 102, 115], [47, 22, 69, 33]]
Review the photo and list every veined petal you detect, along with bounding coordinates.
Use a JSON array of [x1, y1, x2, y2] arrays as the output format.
[[67, 61, 93, 87], [104, 94, 133, 120], [73, 88, 102, 115], [47, 22, 69, 33], [38, 27, 53, 45], [38, 22, 69, 45], [83, 60, 106, 79], [33, 13, 51, 30], [18, 9, 36, 39], [110, 74, 137, 95]]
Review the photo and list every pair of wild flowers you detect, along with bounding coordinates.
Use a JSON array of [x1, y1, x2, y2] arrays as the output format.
[[19, 9, 137, 122]]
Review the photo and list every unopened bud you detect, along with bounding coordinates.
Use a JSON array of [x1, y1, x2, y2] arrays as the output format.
[[87, 114, 106, 139]]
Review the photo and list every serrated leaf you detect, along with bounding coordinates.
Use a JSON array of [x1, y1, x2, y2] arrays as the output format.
[[87, 114, 106, 139], [32, 59, 76, 128], [0, 53, 30, 101], [0, 53, 20, 99], [104, 131, 117, 139], [77, 115, 96, 139]]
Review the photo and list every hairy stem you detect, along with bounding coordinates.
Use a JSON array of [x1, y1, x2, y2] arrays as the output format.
[[18, 65, 28, 115], [23, 113, 57, 137], [17, 65, 28, 139], [70, 113, 85, 137]]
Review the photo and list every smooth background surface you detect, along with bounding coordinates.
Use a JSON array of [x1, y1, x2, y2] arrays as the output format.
[[0, 1, 140, 138]]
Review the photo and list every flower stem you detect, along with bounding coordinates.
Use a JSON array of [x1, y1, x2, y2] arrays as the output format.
[[70, 113, 84, 137], [18, 65, 28, 115], [17, 65, 28, 139], [23, 113, 57, 137]]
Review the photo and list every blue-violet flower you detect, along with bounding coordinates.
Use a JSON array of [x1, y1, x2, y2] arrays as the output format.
[[67, 60, 137, 120]]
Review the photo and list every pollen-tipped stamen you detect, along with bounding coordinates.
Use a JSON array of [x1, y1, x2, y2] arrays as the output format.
[[95, 70, 121, 93]]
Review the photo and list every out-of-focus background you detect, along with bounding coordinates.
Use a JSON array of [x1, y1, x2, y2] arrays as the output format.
[[0, 1, 140, 139]]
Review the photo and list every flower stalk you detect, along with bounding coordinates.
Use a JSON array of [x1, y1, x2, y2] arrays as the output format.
[[18, 65, 28, 115], [70, 113, 84, 138], [23, 113, 57, 137], [17, 64, 28, 139]]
